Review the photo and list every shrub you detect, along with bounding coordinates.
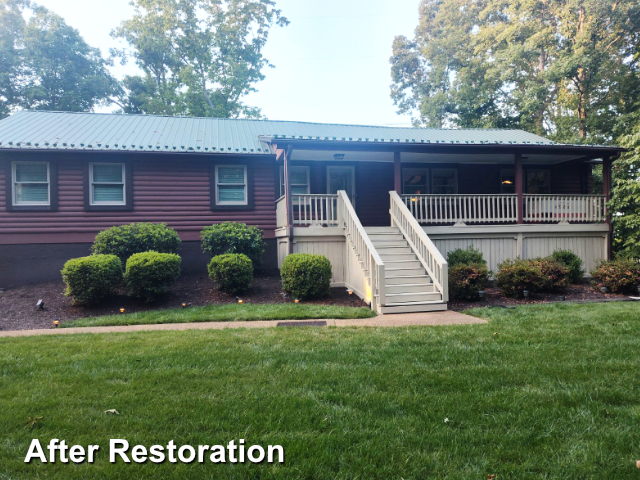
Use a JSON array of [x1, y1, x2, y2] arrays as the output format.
[[92, 223, 180, 264], [201, 222, 266, 266], [281, 253, 332, 299], [61, 254, 122, 305], [496, 258, 569, 297], [208, 254, 253, 294], [124, 251, 181, 302], [447, 246, 486, 268], [591, 258, 640, 294], [550, 250, 584, 283], [449, 262, 490, 300]]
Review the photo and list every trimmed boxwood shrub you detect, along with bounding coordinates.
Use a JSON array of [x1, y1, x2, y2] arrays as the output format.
[[61, 254, 122, 305], [208, 254, 253, 294], [201, 222, 266, 265], [124, 251, 181, 302], [591, 258, 640, 294], [449, 262, 490, 300], [496, 258, 569, 298], [92, 222, 181, 264], [550, 250, 584, 283], [281, 253, 332, 300], [447, 246, 486, 268]]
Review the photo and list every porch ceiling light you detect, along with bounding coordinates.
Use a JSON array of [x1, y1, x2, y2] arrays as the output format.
[[334, 153, 345, 160], [502, 180, 513, 185]]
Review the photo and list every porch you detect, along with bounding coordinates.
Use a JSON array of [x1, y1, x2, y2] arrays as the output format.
[[272, 141, 618, 314]]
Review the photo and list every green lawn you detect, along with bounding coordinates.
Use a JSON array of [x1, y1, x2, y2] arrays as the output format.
[[62, 303, 377, 328], [2, 302, 640, 479]]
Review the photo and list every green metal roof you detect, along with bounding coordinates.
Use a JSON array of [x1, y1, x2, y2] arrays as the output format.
[[0, 110, 621, 155]]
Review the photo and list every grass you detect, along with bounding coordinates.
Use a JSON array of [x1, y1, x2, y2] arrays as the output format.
[[1, 302, 640, 478], [62, 303, 377, 328]]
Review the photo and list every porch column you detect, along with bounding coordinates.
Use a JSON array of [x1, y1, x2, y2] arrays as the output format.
[[393, 151, 402, 193], [515, 153, 524, 224], [602, 155, 613, 259], [283, 146, 294, 253]]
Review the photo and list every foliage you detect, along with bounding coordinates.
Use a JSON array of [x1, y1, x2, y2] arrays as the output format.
[[207, 253, 253, 295], [390, 0, 640, 141], [201, 222, 265, 265], [111, 0, 288, 117], [0, 0, 119, 117], [449, 262, 489, 301], [92, 223, 181, 264], [610, 119, 640, 258], [124, 251, 181, 302], [590, 258, 640, 294], [446, 246, 486, 268], [61, 254, 122, 305], [496, 258, 568, 298], [281, 253, 332, 300], [550, 250, 585, 284]]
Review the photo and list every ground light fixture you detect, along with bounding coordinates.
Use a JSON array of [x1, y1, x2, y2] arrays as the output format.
[[294, 299, 300, 304], [478, 290, 485, 299], [53, 320, 59, 328], [119, 308, 126, 314], [236, 297, 244, 304], [523, 289, 530, 299], [181, 302, 187, 308], [36, 299, 44, 310], [600, 286, 608, 294]]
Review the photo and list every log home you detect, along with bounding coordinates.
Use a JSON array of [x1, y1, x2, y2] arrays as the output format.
[[0, 111, 624, 313]]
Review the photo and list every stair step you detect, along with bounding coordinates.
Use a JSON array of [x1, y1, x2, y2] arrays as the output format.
[[386, 283, 436, 294], [383, 260, 422, 269], [365, 227, 401, 234], [385, 275, 432, 285], [379, 302, 448, 314], [377, 246, 413, 255], [385, 267, 425, 276], [373, 240, 408, 247], [368, 233, 404, 241], [384, 292, 442, 303], [379, 253, 417, 262]]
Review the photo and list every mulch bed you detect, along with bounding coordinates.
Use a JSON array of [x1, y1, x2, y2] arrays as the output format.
[[0, 272, 368, 331], [448, 282, 631, 311]]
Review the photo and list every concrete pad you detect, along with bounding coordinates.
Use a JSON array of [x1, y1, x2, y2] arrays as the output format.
[[0, 311, 485, 338]]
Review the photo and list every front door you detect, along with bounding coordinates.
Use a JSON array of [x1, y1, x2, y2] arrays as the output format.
[[327, 166, 356, 207]]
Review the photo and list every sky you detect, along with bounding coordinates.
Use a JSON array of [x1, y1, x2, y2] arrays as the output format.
[[35, 0, 421, 126]]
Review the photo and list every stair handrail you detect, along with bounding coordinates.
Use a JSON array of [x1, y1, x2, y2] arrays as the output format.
[[337, 190, 386, 307], [390, 191, 449, 302]]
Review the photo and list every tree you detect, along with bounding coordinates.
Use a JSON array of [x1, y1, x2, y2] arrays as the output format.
[[390, 0, 640, 142], [112, 0, 288, 118], [0, 0, 120, 118]]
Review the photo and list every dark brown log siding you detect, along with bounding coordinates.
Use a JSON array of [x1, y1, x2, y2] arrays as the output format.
[[0, 152, 278, 244]]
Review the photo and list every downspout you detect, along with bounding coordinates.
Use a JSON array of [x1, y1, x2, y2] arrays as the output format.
[[283, 146, 294, 254]]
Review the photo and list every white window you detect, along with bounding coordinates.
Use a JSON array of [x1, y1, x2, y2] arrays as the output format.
[[279, 166, 310, 197], [432, 168, 458, 194], [402, 168, 429, 195], [12, 162, 50, 205], [216, 165, 247, 205], [90, 163, 125, 205]]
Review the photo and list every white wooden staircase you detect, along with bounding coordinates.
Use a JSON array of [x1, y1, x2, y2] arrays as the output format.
[[365, 227, 447, 314]]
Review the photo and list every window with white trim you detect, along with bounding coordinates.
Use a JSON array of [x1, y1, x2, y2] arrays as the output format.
[[90, 163, 125, 205], [402, 168, 429, 195], [279, 166, 310, 197], [12, 162, 50, 205], [432, 168, 458, 194], [216, 165, 248, 205]]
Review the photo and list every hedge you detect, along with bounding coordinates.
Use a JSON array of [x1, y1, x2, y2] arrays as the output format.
[[92, 222, 180, 264], [61, 254, 122, 305], [124, 251, 182, 302], [208, 254, 253, 294], [281, 254, 332, 299], [201, 222, 265, 265]]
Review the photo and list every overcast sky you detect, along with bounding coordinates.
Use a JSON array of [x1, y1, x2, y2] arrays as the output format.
[[35, 0, 420, 126]]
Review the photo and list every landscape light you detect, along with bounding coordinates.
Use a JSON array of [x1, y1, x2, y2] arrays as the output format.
[[478, 290, 485, 299], [600, 286, 608, 294], [120, 308, 126, 313], [181, 302, 187, 308], [53, 320, 59, 328], [36, 299, 44, 310], [557, 295, 566, 301], [236, 297, 244, 304], [347, 289, 353, 295], [523, 289, 530, 299], [294, 299, 300, 304]]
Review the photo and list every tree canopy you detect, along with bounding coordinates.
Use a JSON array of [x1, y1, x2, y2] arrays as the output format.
[[0, 0, 120, 118], [391, 0, 640, 143], [112, 0, 288, 118]]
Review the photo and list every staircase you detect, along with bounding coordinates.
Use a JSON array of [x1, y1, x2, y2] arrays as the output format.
[[365, 226, 447, 314]]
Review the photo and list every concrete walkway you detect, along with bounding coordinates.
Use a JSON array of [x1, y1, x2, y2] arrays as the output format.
[[0, 311, 485, 338]]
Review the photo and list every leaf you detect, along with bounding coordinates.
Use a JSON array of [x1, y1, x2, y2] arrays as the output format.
[[104, 409, 120, 415]]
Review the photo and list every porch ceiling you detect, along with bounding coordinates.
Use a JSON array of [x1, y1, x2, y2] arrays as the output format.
[[290, 149, 596, 165]]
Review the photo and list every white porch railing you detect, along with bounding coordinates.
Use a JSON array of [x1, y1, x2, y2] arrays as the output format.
[[291, 194, 339, 227], [338, 190, 386, 309], [276, 196, 287, 229], [391, 191, 449, 302], [402, 194, 518, 224], [523, 195, 607, 223]]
